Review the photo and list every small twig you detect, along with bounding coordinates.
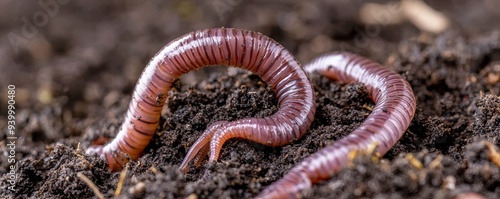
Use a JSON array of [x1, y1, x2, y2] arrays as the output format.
[[406, 154, 423, 170], [77, 172, 104, 199], [427, 154, 443, 170], [484, 141, 500, 167], [347, 142, 381, 168], [366, 142, 381, 157], [401, 0, 450, 33], [150, 166, 159, 174], [74, 142, 85, 159], [362, 104, 373, 111], [76, 142, 81, 153], [115, 165, 128, 196]]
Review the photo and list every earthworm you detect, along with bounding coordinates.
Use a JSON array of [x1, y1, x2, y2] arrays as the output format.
[[256, 53, 417, 198], [86, 28, 316, 172], [85, 27, 416, 198]]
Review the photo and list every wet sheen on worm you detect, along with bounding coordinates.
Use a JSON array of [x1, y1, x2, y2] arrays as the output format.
[[256, 53, 416, 198], [86, 28, 316, 173], [85, 28, 417, 199]]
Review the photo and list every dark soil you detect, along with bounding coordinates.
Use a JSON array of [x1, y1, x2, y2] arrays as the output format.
[[1, 0, 499, 199]]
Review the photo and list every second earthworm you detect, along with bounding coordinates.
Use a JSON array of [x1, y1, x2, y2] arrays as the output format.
[[256, 52, 417, 198]]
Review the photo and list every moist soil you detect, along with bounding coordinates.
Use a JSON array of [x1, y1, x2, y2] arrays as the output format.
[[0, 1, 499, 199]]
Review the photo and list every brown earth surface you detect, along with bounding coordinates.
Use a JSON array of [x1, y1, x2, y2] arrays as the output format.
[[0, 0, 499, 199]]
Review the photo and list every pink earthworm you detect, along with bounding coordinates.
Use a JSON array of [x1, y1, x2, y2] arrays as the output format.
[[85, 27, 417, 199], [255, 52, 417, 198], [86, 28, 316, 172]]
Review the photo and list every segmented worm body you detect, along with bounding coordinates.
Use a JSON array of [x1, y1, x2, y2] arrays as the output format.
[[256, 53, 416, 198], [86, 28, 316, 172], [86, 27, 416, 199]]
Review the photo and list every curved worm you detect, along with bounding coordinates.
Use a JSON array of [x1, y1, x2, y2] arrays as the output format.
[[86, 27, 416, 198], [86, 28, 316, 172], [256, 53, 417, 198]]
